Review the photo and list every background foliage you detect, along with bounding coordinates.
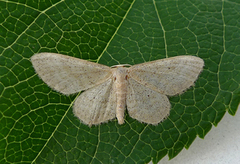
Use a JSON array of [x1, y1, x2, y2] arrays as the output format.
[[1, 0, 240, 163]]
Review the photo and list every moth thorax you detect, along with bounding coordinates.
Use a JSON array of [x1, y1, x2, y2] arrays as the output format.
[[114, 67, 128, 94]]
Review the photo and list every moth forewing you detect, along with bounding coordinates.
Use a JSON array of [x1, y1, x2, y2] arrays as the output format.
[[31, 53, 113, 95], [128, 56, 204, 96]]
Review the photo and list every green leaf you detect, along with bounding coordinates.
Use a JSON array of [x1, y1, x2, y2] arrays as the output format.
[[1, 0, 240, 163]]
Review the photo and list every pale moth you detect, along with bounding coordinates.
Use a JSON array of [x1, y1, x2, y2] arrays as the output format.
[[31, 53, 204, 126]]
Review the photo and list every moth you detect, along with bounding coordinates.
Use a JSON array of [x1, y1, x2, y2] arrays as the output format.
[[31, 53, 204, 126]]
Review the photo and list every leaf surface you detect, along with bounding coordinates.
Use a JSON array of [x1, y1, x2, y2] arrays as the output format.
[[1, 0, 240, 164]]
